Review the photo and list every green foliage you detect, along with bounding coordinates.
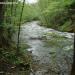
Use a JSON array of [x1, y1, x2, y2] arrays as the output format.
[[9, 2, 39, 25], [0, 0, 74, 72], [0, 1, 34, 67], [38, 0, 75, 32], [22, 4, 39, 23], [59, 20, 72, 31]]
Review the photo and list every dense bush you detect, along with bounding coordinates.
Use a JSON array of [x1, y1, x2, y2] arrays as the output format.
[[7, 2, 39, 25], [0, 0, 35, 69], [21, 3, 39, 23], [38, 0, 75, 32]]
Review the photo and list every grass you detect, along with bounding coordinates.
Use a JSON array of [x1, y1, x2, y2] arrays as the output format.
[[38, 0, 75, 32]]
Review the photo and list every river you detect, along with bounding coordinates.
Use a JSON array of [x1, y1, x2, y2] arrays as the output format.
[[16, 21, 74, 75]]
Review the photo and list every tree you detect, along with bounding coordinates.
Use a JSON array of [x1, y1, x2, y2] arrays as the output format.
[[0, 0, 5, 47], [69, 2, 75, 75], [71, 34, 75, 75], [0, 0, 5, 25]]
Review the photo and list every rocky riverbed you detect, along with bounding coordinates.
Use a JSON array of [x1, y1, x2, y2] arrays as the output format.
[[17, 21, 74, 75]]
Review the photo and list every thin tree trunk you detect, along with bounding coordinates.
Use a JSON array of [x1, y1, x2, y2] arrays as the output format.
[[71, 34, 75, 75], [69, 2, 75, 75]]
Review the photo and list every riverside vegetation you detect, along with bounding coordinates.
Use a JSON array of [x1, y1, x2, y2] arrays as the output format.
[[0, 0, 75, 75]]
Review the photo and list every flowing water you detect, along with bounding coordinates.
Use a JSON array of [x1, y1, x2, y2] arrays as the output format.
[[18, 21, 74, 75]]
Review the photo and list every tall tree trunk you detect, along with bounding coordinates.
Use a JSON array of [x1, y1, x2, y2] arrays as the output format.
[[0, 0, 5, 25], [0, 0, 5, 47]]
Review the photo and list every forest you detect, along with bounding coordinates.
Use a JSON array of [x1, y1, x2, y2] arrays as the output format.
[[0, 0, 75, 75]]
